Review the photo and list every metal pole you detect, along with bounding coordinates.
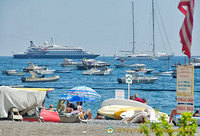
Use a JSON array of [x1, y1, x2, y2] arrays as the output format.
[[152, 0, 155, 56], [132, 1, 135, 54], [128, 83, 130, 100]]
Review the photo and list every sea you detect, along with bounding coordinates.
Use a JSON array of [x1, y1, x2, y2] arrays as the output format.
[[0, 56, 200, 117]]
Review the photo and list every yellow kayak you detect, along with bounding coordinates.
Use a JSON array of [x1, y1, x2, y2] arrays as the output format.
[[16, 88, 54, 92], [114, 107, 145, 118]]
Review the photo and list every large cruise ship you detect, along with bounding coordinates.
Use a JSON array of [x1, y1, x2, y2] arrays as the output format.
[[13, 39, 100, 59]]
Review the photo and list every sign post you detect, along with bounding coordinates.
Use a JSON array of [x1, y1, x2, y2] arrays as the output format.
[[125, 74, 132, 100], [176, 65, 194, 114]]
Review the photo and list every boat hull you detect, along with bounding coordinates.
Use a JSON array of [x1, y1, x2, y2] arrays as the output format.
[[13, 54, 100, 59], [21, 76, 60, 82], [117, 77, 158, 84]]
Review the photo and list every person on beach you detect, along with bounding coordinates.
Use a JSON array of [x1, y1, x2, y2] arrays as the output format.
[[56, 99, 66, 113], [78, 109, 93, 120], [142, 98, 147, 104], [193, 109, 200, 117], [130, 96, 134, 100], [169, 108, 181, 123], [76, 102, 83, 112], [133, 94, 144, 103], [48, 104, 54, 111]]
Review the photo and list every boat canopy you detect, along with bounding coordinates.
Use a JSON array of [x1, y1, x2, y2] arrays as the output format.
[[0, 86, 46, 118]]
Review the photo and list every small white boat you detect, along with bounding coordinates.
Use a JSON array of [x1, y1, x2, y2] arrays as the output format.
[[55, 69, 72, 73], [61, 59, 82, 67], [126, 68, 154, 75], [114, 63, 146, 68], [34, 69, 55, 75], [190, 57, 200, 68], [2, 69, 17, 74], [118, 76, 158, 84], [82, 67, 112, 75], [23, 62, 47, 72], [154, 70, 174, 76], [6, 71, 26, 76], [21, 71, 59, 82]]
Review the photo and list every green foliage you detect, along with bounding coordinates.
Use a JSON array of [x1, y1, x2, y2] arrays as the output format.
[[139, 109, 174, 136], [177, 112, 197, 136], [139, 120, 150, 136], [139, 111, 198, 136]]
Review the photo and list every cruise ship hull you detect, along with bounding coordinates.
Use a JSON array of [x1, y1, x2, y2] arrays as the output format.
[[13, 54, 100, 59]]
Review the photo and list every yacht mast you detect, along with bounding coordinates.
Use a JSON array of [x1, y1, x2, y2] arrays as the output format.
[[132, 1, 135, 54], [152, 0, 155, 56]]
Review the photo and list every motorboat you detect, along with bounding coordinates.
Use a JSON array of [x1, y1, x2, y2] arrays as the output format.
[[77, 59, 111, 70], [61, 59, 82, 67], [21, 71, 59, 82], [2, 69, 17, 74], [190, 57, 200, 68], [114, 63, 146, 68], [6, 70, 26, 76], [34, 69, 55, 75], [118, 71, 158, 84], [118, 76, 158, 84], [126, 68, 154, 75], [23, 62, 47, 72], [55, 69, 72, 73], [154, 70, 174, 76], [82, 67, 112, 75]]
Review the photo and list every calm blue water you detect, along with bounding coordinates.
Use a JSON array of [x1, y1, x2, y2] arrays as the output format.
[[0, 56, 200, 116]]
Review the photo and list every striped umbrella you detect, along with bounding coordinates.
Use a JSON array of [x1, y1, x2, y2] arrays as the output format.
[[66, 86, 101, 99]]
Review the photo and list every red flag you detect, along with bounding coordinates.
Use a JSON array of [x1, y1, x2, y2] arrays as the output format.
[[178, 0, 195, 59]]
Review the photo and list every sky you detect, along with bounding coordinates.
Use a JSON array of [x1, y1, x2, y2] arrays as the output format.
[[0, 0, 199, 57]]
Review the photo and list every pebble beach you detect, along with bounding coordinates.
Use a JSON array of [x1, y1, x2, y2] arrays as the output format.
[[1, 120, 200, 136]]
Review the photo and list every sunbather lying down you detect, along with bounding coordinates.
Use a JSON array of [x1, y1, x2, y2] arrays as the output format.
[[78, 109, 92, 120]]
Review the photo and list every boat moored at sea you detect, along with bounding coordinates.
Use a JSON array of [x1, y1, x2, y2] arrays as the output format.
[[13, 38, 100, 59], [82, 66, 112, 75], [21, 71, 59, 82]]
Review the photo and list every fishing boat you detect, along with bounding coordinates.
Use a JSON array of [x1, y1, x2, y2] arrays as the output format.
[[61, 59, 82, 67], [21, 71, 59, 82], [23, 62, 47, 72], [115, 1, 173, 61], [82, 66, 112, 75], [13, 37, 100, 59]]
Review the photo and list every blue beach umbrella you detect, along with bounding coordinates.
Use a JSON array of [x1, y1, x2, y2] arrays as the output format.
[[58, 94, 72, 100], [69, 96, 96, 102], [66, 86, 101, 99]]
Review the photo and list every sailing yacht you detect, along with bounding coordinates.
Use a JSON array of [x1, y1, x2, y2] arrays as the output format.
[[115, 0, 174, 61]]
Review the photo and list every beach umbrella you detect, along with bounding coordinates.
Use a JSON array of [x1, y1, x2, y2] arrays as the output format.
[[66, 86, 101, 99], [58, 94, 72, 100], [69, 96, 96, 102]]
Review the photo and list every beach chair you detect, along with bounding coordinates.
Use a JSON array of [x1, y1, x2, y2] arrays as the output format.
[[20, 103, 44, 122], [8, 107, 23, 121]]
